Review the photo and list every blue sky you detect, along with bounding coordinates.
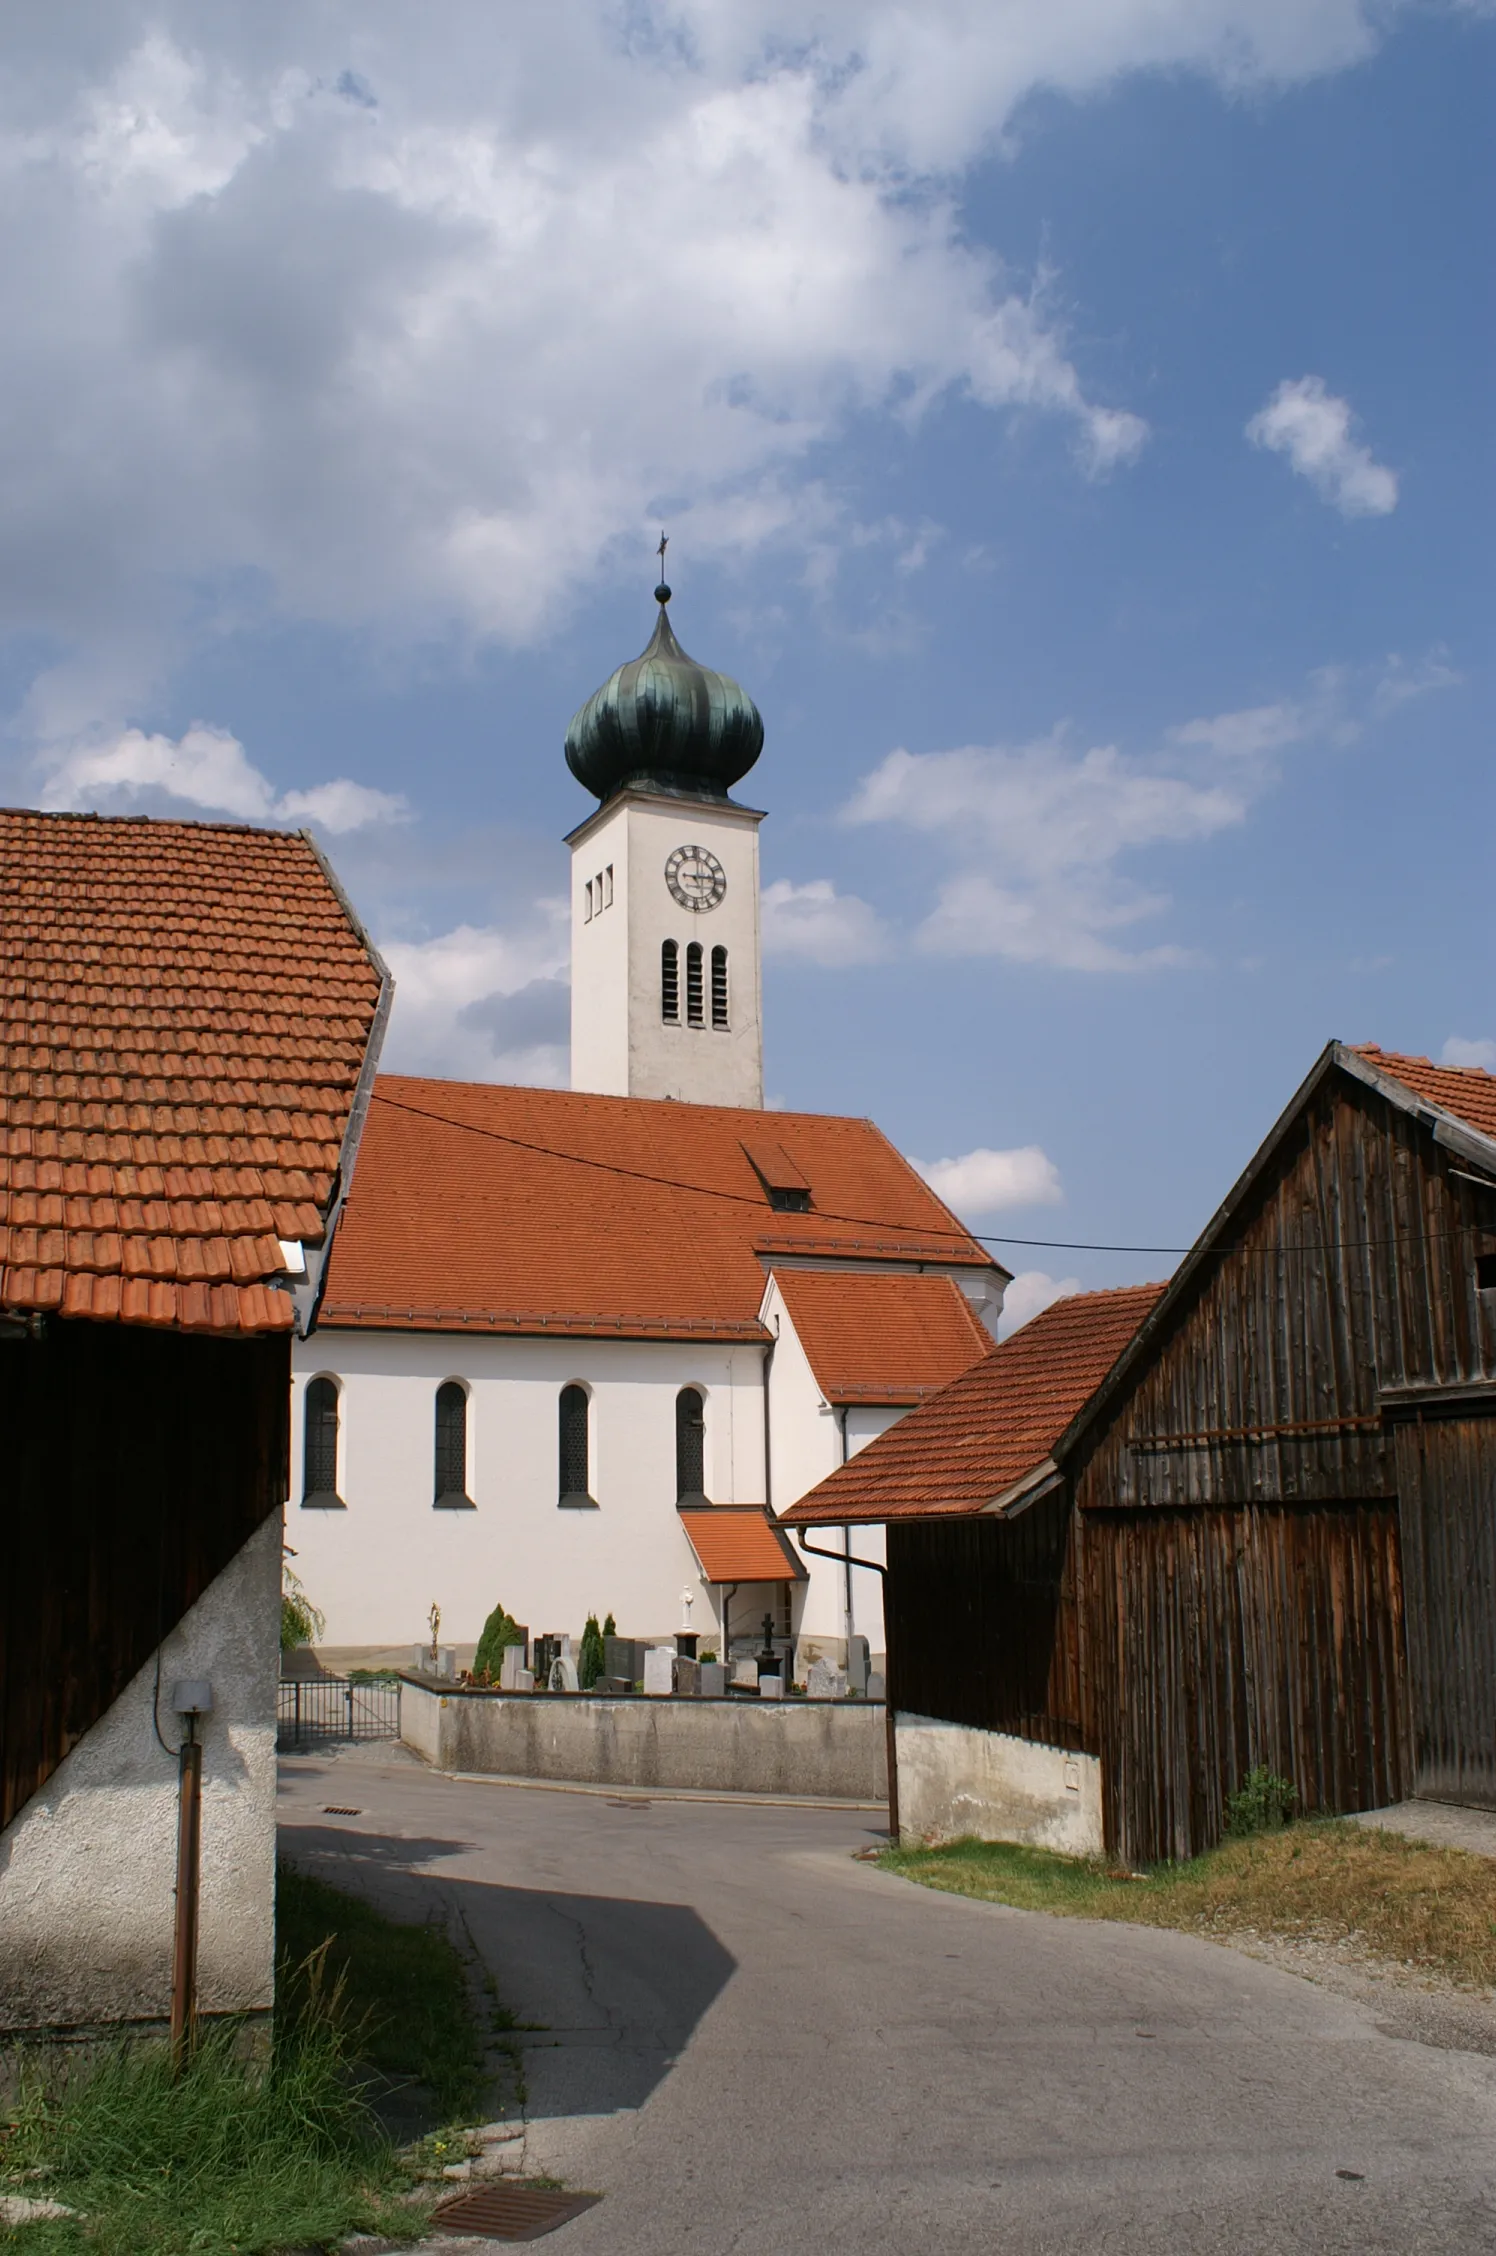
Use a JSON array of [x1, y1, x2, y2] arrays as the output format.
[[4, 2, 1491, 1323]]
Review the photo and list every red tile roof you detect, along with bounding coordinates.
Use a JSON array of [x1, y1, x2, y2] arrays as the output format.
[[678, 1507, 806, 1584], [319, 1077, 1001, 1339], [1352, 1046, 1496, 1143], [782, 1283, 1167, 1524], [773, 1268, 994, 1404], [0, 811, 386, 1334]]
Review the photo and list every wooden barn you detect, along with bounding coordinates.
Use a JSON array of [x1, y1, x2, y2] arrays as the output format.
[[0, 811, 387, 2054], [785, 1042, 1496, 1866]]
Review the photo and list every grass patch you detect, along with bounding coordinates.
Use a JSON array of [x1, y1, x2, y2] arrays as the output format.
[[277, 1863, 492, 2122], [881, 1821, 1496, 1991], [0, 1863, 500, 2254]]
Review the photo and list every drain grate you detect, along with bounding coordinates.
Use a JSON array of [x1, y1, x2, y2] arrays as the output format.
[[432, 2183, 601, 2240], [322, 1805, 362, 1815]]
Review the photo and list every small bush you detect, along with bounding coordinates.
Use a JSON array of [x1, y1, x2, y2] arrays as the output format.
[[472, 1601, 525, 1683], [578, 1613, 605, 1689], [1225, 1766, 1298, 1835], [281, 1561, 325, 1652], [602, 1612, 616, 1638]]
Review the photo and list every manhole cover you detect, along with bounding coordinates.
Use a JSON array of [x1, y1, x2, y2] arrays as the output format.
[[432, 2183, 602, 2240]]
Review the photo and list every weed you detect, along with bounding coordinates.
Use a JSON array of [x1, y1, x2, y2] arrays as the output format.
[[1225, 1767, 1298, 1835]]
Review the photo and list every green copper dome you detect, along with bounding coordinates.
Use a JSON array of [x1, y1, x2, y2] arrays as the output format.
[[565, 591, 764, 804]]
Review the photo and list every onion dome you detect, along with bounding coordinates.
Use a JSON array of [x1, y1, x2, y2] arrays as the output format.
[[565, 583, 763, 804]]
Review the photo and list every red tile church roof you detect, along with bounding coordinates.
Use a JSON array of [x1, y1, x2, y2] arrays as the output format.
[[0, 811, 387, 1334], [319, 1076, 1002, 1339], [782, 1283, 1166, 1524], [773, 1267, 994, 1404]]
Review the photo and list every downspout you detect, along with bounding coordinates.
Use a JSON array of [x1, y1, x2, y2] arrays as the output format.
[[795, 1528, 899, 1844], [761, 1317, 777, 1514], [838, 1405, 854, 1656]]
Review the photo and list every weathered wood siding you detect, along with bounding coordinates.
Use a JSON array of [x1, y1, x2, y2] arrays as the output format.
[[1394, 1411, 1496, 1808], [888, 1499, 1092, 1756], [0, 1317, 289, 1831], [1081, 1503, 1409, 1866]]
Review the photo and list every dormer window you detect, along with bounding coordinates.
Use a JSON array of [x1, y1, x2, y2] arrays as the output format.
[[741, 1138, 813, 1213]]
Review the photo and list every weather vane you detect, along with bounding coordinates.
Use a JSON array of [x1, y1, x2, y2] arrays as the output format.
[[655, 530, 671, 606]]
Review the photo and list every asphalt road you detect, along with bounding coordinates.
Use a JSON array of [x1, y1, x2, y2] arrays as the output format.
[[279, 1744, 1496, 2254]]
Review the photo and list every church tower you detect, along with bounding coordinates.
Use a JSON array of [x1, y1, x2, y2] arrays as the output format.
[[564, 569, 765, 1108]]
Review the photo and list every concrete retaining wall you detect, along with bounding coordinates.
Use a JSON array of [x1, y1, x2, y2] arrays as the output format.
[[896, 1714, 1102, 1856], [401, 1677, 887, 1801]]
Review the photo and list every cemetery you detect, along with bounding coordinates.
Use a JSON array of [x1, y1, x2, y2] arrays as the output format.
[[398, 1609, 888, 1800]]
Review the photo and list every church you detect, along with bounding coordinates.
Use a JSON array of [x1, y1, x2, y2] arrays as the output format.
[[289, 576, 1005, 1675]]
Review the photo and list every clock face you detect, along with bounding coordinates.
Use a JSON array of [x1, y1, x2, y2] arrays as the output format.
[[665, 844, 727, 913]]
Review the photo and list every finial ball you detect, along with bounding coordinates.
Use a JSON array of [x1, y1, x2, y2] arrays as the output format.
[[655, 581, 672, 605]]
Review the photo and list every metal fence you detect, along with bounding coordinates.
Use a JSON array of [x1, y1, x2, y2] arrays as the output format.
[[277, 1676, 401, 1751]]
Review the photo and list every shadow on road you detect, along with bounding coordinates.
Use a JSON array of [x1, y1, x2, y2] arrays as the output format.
[[282, 1822, 737, 2121]]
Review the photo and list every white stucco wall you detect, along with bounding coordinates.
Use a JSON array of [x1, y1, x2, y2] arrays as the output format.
[[569, 790, 764, 1107], [0, 1514, 281, 2039], [895, 1714, 1103, 1857]]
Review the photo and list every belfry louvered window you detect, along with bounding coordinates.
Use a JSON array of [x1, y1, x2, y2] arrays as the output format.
[[434, 1381, 472, 1507], [661, 939, 680, 1022], [710, 946, 728, 1029], [676, 1386, 707, 1504], [302, 1376, 343, 1507], [559, 1384, 593, 1506], [686, 941, 704, 1026]]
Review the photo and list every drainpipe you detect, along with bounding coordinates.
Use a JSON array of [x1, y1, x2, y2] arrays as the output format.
[[838, 1406, 854, 1659], [761, 1319, 777, 1514], [795, 1529, 898, 1844]]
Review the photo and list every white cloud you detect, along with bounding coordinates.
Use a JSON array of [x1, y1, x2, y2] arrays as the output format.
[[761, 876, 884, 966], [1441, 1037, 1496, 1071], [911, 1145, 1064, 1216], [0, 1, 1410, 700], [378, 911, 570, 1084], [997, 1270, 1082, 1341], [1246, 376, 1398, 517], [37, 722, 406, 831], [844, 656, 1454, 969]]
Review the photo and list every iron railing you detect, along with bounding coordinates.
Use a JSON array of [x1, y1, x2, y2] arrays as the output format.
[[277, 1676, 400, 1751]]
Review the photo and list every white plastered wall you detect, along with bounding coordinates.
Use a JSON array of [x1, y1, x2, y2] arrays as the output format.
[[568, 790, 764, 1107], [895, 1715, 1103, 1857], [0, 1513, 280, 2038]]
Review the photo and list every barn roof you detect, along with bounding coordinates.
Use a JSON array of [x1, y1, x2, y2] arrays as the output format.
[[0, 810, 389, 1336], [780, 1284, 1166, 1525], [319, 1076, 1002, 1340], [770, 1267, 994, 1405]]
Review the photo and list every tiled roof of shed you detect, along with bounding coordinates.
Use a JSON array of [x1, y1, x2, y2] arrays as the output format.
[[1353, 1046, 1496, 1143], [678, 1507, 806, 1584], [0, 810, 386, 1334], [782, 1283, 1167, 1525], [772, 1268, 994, 1404], [319, 1077, 1000, 1339]]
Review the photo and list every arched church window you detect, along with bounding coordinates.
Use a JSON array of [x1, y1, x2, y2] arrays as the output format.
[[302, 1376, 343, 1507], [676, 1387, 707, 1504], [434, 1380, 473, 1508], [559, 1384, 594, 1506], [686, 941, 704, 1026], [710, 946, 728, 1029], [661, 939, 679, 1022]]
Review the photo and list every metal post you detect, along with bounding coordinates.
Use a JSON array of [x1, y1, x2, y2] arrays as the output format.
[[170, 1733, 204, 2068]]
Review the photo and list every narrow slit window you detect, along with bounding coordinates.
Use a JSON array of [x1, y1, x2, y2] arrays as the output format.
[[584, 879, 594, 923], [434, 1381, 471, 1506], [302, 1376, 342, 1506], [661, 938, 679, 1022], [603, 864, 614, 908], [686, 941, 704, 1026], [676, 1386, 707, 1504], [710, 945, 729, 1029], [559, 1384, 591, 1504]]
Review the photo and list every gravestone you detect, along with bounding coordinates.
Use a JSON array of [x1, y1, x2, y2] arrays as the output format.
[[758, 1673, 784, 1699], [698, 1662, 727, 1697], [499, 1645, 533, 1692], [548, 1654, 580, 1693], [866, 1671, 887, 1701], [674, 1656, 699, 1697], [643, 1646, 675, 1696], [847, 1635, 870, 1695], [805, 1658, 848, 1700], [731, 1657, 760, 1689], [595, 1674, 632, 1695]]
